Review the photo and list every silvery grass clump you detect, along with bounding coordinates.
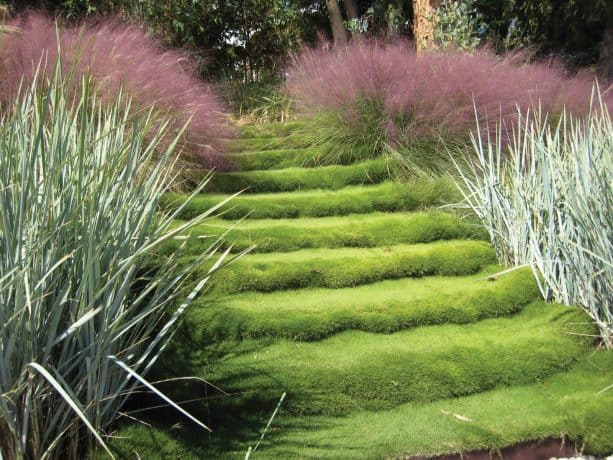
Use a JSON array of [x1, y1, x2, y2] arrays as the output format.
[[453, 91, 612, 347], [0, 66, 233, 459]]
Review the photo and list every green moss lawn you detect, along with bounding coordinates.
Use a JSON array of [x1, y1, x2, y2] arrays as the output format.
[[107, 120, 612, 459]]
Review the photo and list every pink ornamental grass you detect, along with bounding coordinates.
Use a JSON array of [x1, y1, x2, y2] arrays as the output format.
[[0, 12, 233, 170], [286, 40, 610, 144]]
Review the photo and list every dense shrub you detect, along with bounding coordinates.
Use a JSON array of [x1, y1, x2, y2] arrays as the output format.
[[286, 40, 609, 156], [0, 66, 228, 459], [431, 0, 484, 51], [0, 12, 233, 173]]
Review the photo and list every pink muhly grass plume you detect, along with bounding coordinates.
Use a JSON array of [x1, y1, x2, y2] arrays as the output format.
[[0, 12, 233, 171], [286, 40, 610, 144]]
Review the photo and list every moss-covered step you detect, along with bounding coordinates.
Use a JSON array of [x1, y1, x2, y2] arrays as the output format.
[[202, 240, 496, 294], [188, 266, 540, 342], [256, 351, 613, 459], [189, 302, 595, 416], [104, 351, 613, 459], [228, 144, 376, 170], [237, 120, 309, 138], [165, 211, 487, 254], [222, 133, 313, 152], [162, 179, 460, 220], [208, 158, 397, 193]]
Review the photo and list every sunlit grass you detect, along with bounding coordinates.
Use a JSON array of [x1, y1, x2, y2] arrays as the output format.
[[203, 240, 495, 294], [208, 158, 397, 193], [162, 179, 460, 220], [162, 211, 487, 254], [187, 266, 541, 342], [104, 349, 613, 458]]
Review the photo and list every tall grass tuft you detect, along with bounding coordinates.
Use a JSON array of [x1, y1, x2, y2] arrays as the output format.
[[0, 12, 233, 175], [216, 80, 295, 124], [286, 40, 609, 168], [453, 93, 612, 347], [0, 66, 231, 458]]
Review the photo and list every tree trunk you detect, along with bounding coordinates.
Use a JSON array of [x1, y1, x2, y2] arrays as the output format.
[[344, 0, 363, 37], [598, 22, 613, 80], [326, 0, 348, 45], [412, 0, 440, 51], [386, 3, 396, 39], [344, 0, 358, 20]]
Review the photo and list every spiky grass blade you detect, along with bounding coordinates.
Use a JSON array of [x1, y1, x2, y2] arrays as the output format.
[[0, 60, 234, 458], [453, 89, 612, 346]]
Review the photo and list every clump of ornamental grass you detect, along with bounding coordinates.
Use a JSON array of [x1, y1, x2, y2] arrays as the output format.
[[0, 65, 234, 459], [216, 80, 295, 124], [0, 12, 233, 180], [286, 40, 609, 173], [452, 90, 612, 347]]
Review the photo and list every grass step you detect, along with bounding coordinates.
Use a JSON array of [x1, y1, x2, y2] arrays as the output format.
[[208, 158, 396, 193], [237, 121, 308, 138], [188, 302, 594, 417], [105, 351, 613, 459], [228, 145, 376, 170], [162, 179, 460, 220], [223, 133, 313, 152], [166, 211, 487, 254], [106, 351, 613, 460], [255, 351, 613, 459], [188, 266, 540, 342], [204, 240, 496, 295]]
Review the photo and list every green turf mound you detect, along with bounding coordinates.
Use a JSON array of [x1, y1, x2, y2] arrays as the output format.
[[104, 351, 612, 459], [192, 302, 595, 416], [204, 240, 496, 294], [208, 158, 396, 193], [162, 179, 460, 220], [237, 121, 308, 138], [229, 144, 376, 170], [237, 350, 613, 459], [223, 133, 313, 152], [166, 211, 487, 254], [107, 120, 610, 459], [188, 267, 540, 342]]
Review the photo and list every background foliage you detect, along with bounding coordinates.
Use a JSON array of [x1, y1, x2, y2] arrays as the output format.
[[5, 0, 322, 81], [474, 0, 613, 69], [4, 0, 611, 83], [431, 0, 483, 51]]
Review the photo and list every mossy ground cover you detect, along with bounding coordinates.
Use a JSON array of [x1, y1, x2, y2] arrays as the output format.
[[190, 302, 595, 416], [223, 133, 314, 152], [162, 179, 460, 220], [237, 120, 309, 138], [189, 267, 541, 342], [109, 121, 612, 458], [208, 158, 397, 193], [228, 144, 375, 170], [164, 211, 487, 254], [204, 240, 496, 294], [106, 351, 612, 459]]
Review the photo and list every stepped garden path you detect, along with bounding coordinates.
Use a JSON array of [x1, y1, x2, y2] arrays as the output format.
[[112, 121, 612, 459]]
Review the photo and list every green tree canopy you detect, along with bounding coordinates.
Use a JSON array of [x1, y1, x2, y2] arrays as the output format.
[[5, 0, 611, 77]]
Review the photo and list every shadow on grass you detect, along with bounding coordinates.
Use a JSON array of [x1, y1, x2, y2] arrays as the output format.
[[105, 336, 310, 458], [108, 392, 343, 459]]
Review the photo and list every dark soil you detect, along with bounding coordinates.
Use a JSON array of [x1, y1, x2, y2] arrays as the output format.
[[409, 438, 579, 460]]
